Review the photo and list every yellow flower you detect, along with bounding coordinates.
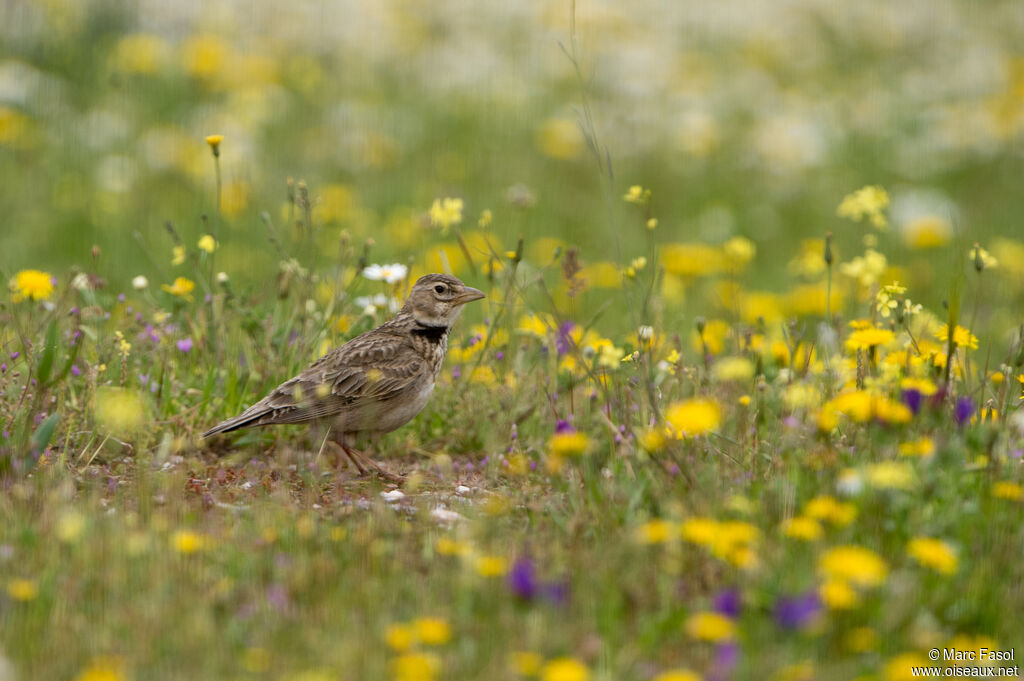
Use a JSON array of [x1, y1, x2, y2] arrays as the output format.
[[535, 117, 584, 160], [662, 243, 725, 278], [94, 387, 146, 435], [636, 519, 676, 544], [680, 518, 719, 545], [819, 545, 888, 587], [782, 516, 823, 541], [475, 555, 508, 577], [907, 537, 958, 575], [638, 427, 667, 453], [839, 248, 887, 287], [898, 437, 935, 458], [57, 511, 87, 543], [844, 626, 878, 652], [722, 236, 756, 267], [665, 398, 721, 438], [393, 652, 441, 681], [6, 578, 39, 601], [172, 529, 210, 554], [171, 245, 186, 265], [992, 481, 1024, 501], [899, 377, 937, 395], [803, 496, 856, 526], [435, 537, 471, 556], [935, 324, 978, 350], [623, 185, 651, 205], [413, 617, 452, 645], [712, 357, 756, 382], [73, 657, 127, 681], [478, 209, 493, 228], [819, 579, 857, 610], [884, 653, 932, 681], [654, 671, 702, 681], [837, 185, 889, 228], [865, 462, 914, 490], [197, 234, 217, 253], [540, 657, 590, 681], [685, 611, 735, 642], [162, 276, 196, 301], [205, 133, 223, 153], [548, 431, 589, 457], [969, 244, 998, 270], [385, 623, 415, 652], [903, 215, 951, 249], [9, 269, 54, 302], [429, 197, 463, 231], [510, 651, 543, 676], [845, 327, 895, 352]]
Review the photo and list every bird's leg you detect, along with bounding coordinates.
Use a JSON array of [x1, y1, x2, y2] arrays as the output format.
[[343, 445, 404, 485]]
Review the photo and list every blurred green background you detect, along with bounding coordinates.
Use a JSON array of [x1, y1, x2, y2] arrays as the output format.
[[2, 0, 1024, 296]]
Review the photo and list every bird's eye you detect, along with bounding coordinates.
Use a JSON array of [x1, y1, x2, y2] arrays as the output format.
[[433, 284, 445, 294]]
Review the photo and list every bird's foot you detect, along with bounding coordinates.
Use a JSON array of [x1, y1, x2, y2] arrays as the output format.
[[342, 445, 404, 485]]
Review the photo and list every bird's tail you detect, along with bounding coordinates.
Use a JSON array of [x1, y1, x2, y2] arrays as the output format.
[[201, 411, 266, 438]]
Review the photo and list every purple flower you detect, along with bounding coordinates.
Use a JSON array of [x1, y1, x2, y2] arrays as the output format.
[[117, 293, 125, 302], [954, 396, 975, 427], [508, 558, 538, 600], [176, 337, 194, 353], [709, 642, 740, 681], [555, 419, 575, 434], [495, 351, 504, 360], [71, 365, 81, 377], [902, 389, 923, 415], [773, 591, 821, 630], [555, 321, 575, 356], [713, 589, 742, 618], [451, 366, 461, 379]]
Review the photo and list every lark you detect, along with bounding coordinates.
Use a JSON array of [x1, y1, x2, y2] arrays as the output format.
[[202, 274, 485, 482]]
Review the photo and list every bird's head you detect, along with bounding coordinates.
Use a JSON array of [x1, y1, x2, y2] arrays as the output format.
[[403, 273, 485, 328]]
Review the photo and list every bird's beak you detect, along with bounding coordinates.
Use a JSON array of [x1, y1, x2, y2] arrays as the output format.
[[453, 286, 486, 305]]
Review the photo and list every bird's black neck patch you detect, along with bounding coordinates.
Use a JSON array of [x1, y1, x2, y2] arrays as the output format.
[[411, 323, 449, 343]]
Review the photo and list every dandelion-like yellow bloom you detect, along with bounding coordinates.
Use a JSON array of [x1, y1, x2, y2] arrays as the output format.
[[172, 529, 209, 554], [428, 197, 463, 231], [197, 234, 217, 253], [510, 652, 543, 676], [907, 537, 958, 575], [680, 517, 720, 545], [172, 245, 186, 266], [865, 462, 915, 490], [392, 652, 441, 681], [635, 519, 677, 544], [9, 269, 54, 302], [712, 356, 756, 382], [803, 496, 857, 526], [782, 516, 823, 541], [623, 185, 651, 205], [884, 653, 932, 681], [6, 578, 39, 601], [839, 248, 887, 287], [722, 236, 756, 267], [845, 327, 895, 352], [435, 537, 471, 556], [665, 398, 721, 438], [162, 276, 196, 301], [94, 387, 145, 435], [898, 437, 935, 458], [819, 579, 857, 610], [654, 670, 702, 681], [540, 658, 590, 681], [475, 555, 508, 577], [684, 611, 735, 642], [413, 617, 452, 645], [73, 657, 128, 681], [535, 117, 584, 160], [935, 324, 978, 350], [548, 431, 589, 457], [662, 243, 725, 278], [818, 545, 888, 587], [992, 481, 1024, 501], [638, 427, 667, 453], [385, 624, 415, 652], [837, 185, 890, 229]]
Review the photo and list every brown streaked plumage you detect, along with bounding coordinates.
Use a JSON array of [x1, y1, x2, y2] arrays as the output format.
[[202, 273, 485, 482]]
